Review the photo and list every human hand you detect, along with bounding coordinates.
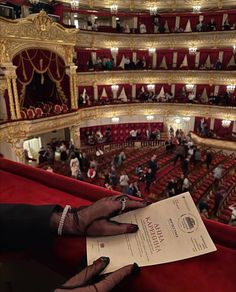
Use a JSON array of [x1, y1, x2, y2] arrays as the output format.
[[63, 195, 148, 236], [55, 256, 140, 292]]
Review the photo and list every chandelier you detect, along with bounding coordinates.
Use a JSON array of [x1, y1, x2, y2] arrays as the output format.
[[147, 84, 155, 91], [146, 115, 154, 121], [222, 120, 231, 128], [110, 47, 118, 53], [186, 84, 195, 92], [183, 117, 191, 121], [150, 7, 158, 16], [148, 48, 156, 54], [71, 0, 80, 10], [111, 117, 120, 123], [111, 84, 119, 92], [193, 6, 201, 13], [29, 0, 39, 4], [226, 85, 235, 93], [189, 47, 197, 55], [110, 4, 118, 14]]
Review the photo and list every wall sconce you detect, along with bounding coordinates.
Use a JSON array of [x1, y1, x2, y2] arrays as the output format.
[[185, 84, 195, 92], [29, 0, 39, 4], [189, 47, 197, 55], [149, 7, 158, 16], [233, 45, 236, 54], [110, 4, 118, 14], [146, 115, 154, 121], [111, 117, 120, 123], [227, 85, 235, 93], [111, 47, 118, 54], [183, 117, 191, 122], [148, 48, 156, 54], [147, 84, 155, 91], [222, 120, 231, 128], [193, 6, 201, 13], [111, 84, 119, 92], [70, 0, 80, 10], [175, 118, 181, 124]]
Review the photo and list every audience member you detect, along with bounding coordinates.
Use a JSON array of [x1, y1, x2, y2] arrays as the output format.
[[120, 171, 130, 194]]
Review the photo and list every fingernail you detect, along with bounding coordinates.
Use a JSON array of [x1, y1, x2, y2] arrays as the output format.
[[131, 263, 140, 276], [93, 257, 110, 265], [126, 224, 139, 233], [100, 256, 110, 264]]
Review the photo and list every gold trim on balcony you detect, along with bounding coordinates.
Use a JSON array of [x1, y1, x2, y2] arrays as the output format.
[[77, 70, 236, 86], [77, 30, 236, 50], [62, 0, 236, 12], [0, 103, 235, 142]]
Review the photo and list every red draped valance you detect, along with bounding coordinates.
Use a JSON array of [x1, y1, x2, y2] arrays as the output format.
[[13, 49, 65, 85]]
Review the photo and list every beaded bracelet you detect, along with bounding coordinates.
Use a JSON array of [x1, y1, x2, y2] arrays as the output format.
[[58, 205, 71, 236]]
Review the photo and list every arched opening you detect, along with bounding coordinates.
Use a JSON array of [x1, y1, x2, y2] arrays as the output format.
[[11, 48, 70, 119]]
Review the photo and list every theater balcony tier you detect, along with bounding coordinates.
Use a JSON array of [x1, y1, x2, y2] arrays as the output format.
[[0, 103, 235, 142], [76, 70, 236, 86], [62, 0, 236, 12], [77, 30, 236, 49]]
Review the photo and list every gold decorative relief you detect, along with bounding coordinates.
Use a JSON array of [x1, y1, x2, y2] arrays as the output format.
[[64, 0, 236, 12], [76, 30, 236, 50], [0, 12, 76, 65], [0, 103, 235, 143], [77, 70, 236, 86]]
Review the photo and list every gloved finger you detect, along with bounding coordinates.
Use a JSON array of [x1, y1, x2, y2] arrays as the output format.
[[80, 197, 147, 223], [60, 257, 110, 289], [92, 263, 140, 292], [86, 219, 138, 236]]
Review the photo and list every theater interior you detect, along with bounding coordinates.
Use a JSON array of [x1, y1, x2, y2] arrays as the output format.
[[0, 1, 236, 291]]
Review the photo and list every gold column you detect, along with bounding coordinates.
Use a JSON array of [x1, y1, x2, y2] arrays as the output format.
[[12, 76, 21, 119], [70, 125, 81, 149], [6, 77, 16, 120], [66, 65, 78, 110], [4, 65, 21, 120]]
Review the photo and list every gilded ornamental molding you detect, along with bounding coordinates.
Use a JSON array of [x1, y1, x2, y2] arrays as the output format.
[[77, 70, 236, 86], [77, 30, 236, 50], [0, 103, 235, 143], [191, 132, 236, 151], [0, 11, 76, 65], [62, 0, 235, 12]]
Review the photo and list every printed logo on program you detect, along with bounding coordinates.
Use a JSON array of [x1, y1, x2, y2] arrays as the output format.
[[178, 214, 199, 233]]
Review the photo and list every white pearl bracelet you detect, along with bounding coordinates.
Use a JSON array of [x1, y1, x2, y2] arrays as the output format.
[[58, 205, 71, 236]]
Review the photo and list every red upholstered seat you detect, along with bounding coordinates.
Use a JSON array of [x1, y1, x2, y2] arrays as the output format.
[[20, 108, 27, 119], [0, 158, 236, 291], [26, 108, 35, 119], [34, 107, 43, 118]]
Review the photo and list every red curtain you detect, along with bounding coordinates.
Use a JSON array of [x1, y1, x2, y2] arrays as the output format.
[[12, 49, 68, 109], [76, 49, 91, 71], [199, 51, 209, 67], [210, 50, 219, 65], [179, 16, 189, 30], [218, 85, 227, 95], [165, 16, 176, 32], [137, 16, 154, 33], [136, 50, 151, 68], [98, 85, 112, 99], [96, 50, 112, 59], [116, 50, 133, 66], [187, 54, 196, 69], [203, 14, 223, 31], [189, 15, 199, 31], [177, 51, 188, 68]]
